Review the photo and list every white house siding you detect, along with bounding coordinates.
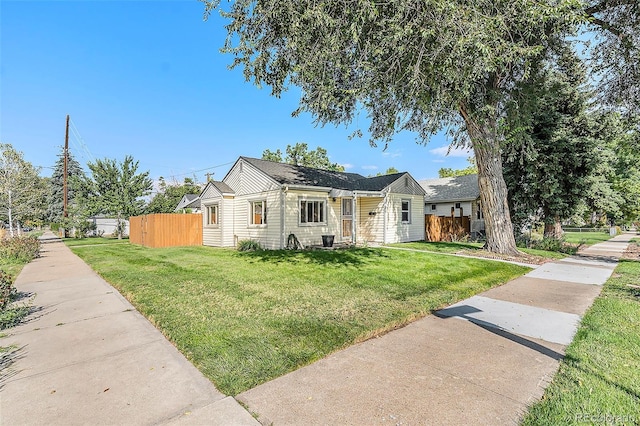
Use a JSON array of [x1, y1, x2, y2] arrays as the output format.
[[225, 159, 280, 196], [387, 173, 426, 196], [221, 196, 236, 246], [202, 187, 223, 247], [281, 189, 340, 248], [385, 194, 425, 243], [424, 201, 473, 218], [357, 197, 384, 244], [231, 189, 282, 249]]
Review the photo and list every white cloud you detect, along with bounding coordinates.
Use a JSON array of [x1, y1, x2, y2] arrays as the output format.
[[429, 144, 473, 158], [341, 163, 354, 170], [361, 165, 378, 170], [382, 150, 402, 158]]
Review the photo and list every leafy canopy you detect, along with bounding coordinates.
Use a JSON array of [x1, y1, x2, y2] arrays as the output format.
[[0, 144, 47, 235], [147, 177, 202, 214], [77, 155, 152, 221], [262, 143, 345, 171], [503, 46, 597, 234]]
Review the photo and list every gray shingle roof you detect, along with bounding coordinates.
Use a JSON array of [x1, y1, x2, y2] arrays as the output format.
[[241, 157, 417, 192], [210, 181, 235, 194], [242, 157, 367, 190], [419, 174, 479, 202]]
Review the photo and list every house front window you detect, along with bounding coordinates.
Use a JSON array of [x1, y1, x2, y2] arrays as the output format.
[[251, 200, 267, 225], [206, 204, 218, 226], [300, 199, 326, 224], [401, 200, 411, 223], [431, 204, 437, 211]]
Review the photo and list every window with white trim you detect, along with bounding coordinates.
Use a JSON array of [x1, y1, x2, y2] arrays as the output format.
[[401, 199, 411, 223], [431, 204, 437, 211], [250, 200, 267, 225], [300, 199, 326, 224], [206, 204, 218, 226]]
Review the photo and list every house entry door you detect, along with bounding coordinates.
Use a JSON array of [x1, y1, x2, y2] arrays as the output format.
[[341, 198, 353, 241]]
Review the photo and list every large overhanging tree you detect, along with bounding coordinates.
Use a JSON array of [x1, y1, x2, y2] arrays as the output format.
[[203, 0, 584, 255]]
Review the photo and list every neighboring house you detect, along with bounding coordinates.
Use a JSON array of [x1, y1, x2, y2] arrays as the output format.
[[199, 157, 426, 249], [88, 215, 130, 237], [175, 194, 202, 213], [419, 174, 485, 236]]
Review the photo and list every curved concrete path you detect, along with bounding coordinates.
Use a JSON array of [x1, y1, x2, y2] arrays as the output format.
[[0, 232, 259, 426], [237, 233, 634, 425]]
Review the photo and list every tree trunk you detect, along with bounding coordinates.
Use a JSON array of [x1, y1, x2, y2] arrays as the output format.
[[460, 105, 519, 255], [543, 216, 563, 239]]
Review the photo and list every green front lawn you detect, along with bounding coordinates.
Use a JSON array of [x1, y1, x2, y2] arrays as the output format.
[[563, 231, 612, 246], [69, 243, 529, 395], [522, 257, 640, 425]]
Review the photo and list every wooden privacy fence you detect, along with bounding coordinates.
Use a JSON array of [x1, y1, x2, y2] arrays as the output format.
[[425, 215, 470, 242], [130, 213, 202, 248]]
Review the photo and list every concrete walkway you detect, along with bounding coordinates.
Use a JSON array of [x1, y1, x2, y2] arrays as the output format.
[[237, 233, 634, 425], [1, 233, 633, 425], [0, 233, 259, 426]]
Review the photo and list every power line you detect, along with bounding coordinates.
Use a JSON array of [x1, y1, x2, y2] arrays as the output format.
[[163, 160, 235, 180], [68, 119, 95, 163]]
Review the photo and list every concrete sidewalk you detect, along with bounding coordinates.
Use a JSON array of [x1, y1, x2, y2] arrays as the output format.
[[0, 232, 258, 426], [237, 233, 634, 425]]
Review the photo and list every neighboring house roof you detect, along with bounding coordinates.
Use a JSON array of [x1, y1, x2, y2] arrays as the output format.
[[239, 157, 423, 193], [419, 174, 480, 203], [175, 194, 201, 211]]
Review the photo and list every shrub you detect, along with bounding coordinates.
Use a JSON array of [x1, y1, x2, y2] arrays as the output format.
[[0, 235, 41, 263], [237, 239, 262, 252], [517, 237, 578, 254], [0, 270, 14, 311]]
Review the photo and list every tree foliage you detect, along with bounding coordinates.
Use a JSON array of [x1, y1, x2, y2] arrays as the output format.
[[262, 143, 345, 171], [582, 112, 640, 224], [438, 158, 478, 178], [0, 144, 47, 237], [76, 156, 152, 238], [584, 0, 640, 110], [46, 147, 86, 224], [146, 177, 203, 213], [503, 46, 597, 238]]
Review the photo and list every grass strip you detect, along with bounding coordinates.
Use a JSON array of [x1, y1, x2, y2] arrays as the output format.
[[389, 241, 566, 260], [563, 231, 612, 246], [521, 257, 640, 425], [69, 243, 528, 395]]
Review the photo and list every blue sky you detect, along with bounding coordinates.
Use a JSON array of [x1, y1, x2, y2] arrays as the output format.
[[1, 0, 472, 188]]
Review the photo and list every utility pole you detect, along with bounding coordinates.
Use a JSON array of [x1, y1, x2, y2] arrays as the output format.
[[63, 114, 69, 218]]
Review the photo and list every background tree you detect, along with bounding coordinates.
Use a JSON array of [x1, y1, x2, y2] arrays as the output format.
[[438, 158, 478, 178], [46, 147, 86, 224], [146, 177, 203, 213], [503, 47, 597, 239], [582, 112, 640, 225], [77, 155, 152, 239], [262, 143, 345, 171], [206, 0, 583, 255], [0, 144, 47, 237], [585, 0, 640, 110]]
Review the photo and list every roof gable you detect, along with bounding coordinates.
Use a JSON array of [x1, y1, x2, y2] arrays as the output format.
[[200, 180, 235, 200], [419, 174, 480, 202]]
